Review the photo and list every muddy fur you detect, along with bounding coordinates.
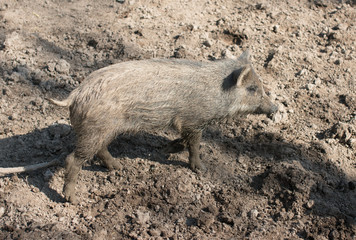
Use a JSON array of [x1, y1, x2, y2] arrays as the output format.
[[53, 51, 277, 203]]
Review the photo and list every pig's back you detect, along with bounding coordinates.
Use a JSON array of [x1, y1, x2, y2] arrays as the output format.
[[69, 59, 233, 131]]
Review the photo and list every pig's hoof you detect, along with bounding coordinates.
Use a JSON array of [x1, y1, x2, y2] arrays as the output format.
[[190, 162, 207, 173], [63, 186, 77, 204], [101, 158, 121, 171], [65, 194, 78, 204]]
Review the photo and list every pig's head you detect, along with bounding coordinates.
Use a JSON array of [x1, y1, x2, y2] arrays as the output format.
[[223, 50, 278, 116]]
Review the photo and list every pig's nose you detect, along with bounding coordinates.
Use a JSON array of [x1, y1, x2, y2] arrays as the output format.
[[271, 104, 278, 113]]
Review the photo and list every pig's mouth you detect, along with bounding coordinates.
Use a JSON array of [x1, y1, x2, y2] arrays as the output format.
[[255, 104, 278, 116]]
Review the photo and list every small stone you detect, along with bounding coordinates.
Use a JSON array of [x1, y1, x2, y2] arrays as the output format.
[[249, 209, 259, 218], [348, 138, 356, 149], [8, 113, 18, 120], [329, 230, 340, 240], [286, 211, 294, 219], [173, 46, 186, 58], [186, 24, 197, 31], [255, 3, 267, 10], [272, 107, 288, 123], [306, 83, 315, 91], [313, 78, 322, 85], [332, 23, 348, 31], [72, 217, 79, 224], [272, 112, 282, 123], [334, 59, 341, 65], [304, 54, 313, 64], [237, 156, 245, 164], [297, 69, 308, 76], [47, 62, 56, 72], [306, 200, 314, 209], [0, 206, 5, 217], [272, 25, 279, 33], [221, 49, 236, 59], [202, 39, 212, 47], [327, 31, 340, 41], [148, 229, 161, 237], [31, 186, 40, 193]]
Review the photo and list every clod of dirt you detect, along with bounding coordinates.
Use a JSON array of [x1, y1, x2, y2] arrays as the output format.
[[221, 48, 236, 59], [134, 209, 150, 225], [4, 32, 24, 51], [87, 39, 98, 48], [329, 122, 355, 143], [46, 62, 56, 73], [55, 59, 71, 74], [173, 46, 186, 58], [197, 210, 215, 227], [31, 69, 46, 85], [221, 29, 247, 45], [339, 94, 356, 109], [272, 103, 288, 123]]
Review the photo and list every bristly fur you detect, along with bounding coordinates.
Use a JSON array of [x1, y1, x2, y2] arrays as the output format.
[[50, 50, 277, 203]]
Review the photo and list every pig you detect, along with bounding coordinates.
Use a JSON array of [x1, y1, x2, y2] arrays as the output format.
[[49, 50, 278, 203]]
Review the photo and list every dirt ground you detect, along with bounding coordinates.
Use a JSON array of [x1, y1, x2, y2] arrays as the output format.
[[0, 0, 355, 239]]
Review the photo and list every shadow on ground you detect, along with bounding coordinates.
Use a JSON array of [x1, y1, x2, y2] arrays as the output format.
[[0, 122, 355, 230], [203, 125, 356, 229]]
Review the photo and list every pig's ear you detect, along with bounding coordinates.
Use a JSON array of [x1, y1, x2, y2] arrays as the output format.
[[234, 65, 252, 87], [238, 50, 251, 64], [222, 65, 251, 90]]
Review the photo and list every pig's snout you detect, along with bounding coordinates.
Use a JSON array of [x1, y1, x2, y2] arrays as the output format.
[[266, 104, 278, 119], [264, 103, 278, 116], [270, 104, 278, 114], [256, 98, 278, 115]]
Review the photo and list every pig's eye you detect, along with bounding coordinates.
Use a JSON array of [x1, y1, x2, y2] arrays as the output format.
[[247, 85, 258, 93]]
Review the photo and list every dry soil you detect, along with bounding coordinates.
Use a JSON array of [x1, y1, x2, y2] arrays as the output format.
[[0, 0, 355, 239]]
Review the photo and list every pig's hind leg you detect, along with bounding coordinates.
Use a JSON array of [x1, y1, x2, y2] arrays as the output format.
[[63, 128, 114, 203], [63, 150, 93, 203], [97, 146, 121, 170]]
